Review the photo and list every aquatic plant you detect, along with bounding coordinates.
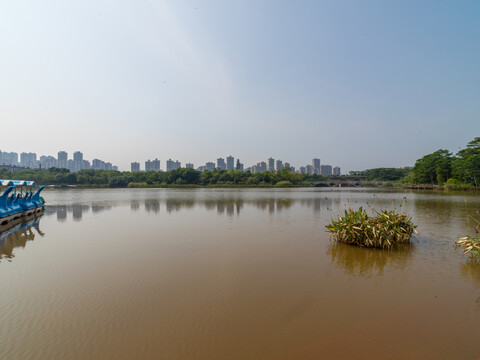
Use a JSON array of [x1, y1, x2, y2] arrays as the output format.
[[457, 208, 480, 262], [457, 235, 480, 262], [326, 207, 417, 248]]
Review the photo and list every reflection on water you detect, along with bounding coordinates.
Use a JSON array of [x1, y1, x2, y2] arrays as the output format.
[[327, 241, 415, 276], [460, 260, 480, 284], [45, 203, 112, 221], [43, 197, 337, 221], [0, 214, 44, 262], [459, 261, 480, 306], [2, 189, 480, 360]]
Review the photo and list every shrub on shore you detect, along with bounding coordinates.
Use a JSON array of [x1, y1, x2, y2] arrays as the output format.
[[444, 178, 475, 190], [275, 181, 293, 187], [326, 207, 417, 248]]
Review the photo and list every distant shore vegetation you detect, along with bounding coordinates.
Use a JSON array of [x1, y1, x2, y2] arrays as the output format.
[[350, 137, 480, 189], [0, 137, 478, 189], [0, 166, 313, 188]]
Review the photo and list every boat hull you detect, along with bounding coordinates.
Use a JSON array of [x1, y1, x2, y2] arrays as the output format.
[[0, 207, 44, 226]]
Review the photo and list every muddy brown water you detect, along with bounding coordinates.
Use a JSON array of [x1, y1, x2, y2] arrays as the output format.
[[1, 188, 479, 360]]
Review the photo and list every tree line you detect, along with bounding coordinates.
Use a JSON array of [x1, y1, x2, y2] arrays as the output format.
[[0, 166, 321, 187], [350, 137, 480, 187], [1, 137, 478, 188]]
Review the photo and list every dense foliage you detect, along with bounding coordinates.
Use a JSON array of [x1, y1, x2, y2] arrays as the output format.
[[350, 167, 411, 181], [0, 167, 314, 187], [413, 149, 453, 185], [350, 137, 480, 187], [413, 138, 480, 186], [0, 167, 119, 186], [326, 208, 417, 248]]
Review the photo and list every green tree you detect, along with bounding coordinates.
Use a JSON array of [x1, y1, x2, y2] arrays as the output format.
[[453, 137, 480, 186], [413, 149, 453, 185], [362, 167, 411, 182]]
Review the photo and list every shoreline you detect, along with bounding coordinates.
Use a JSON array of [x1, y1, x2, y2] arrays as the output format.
[[41, 184, 479, 191]]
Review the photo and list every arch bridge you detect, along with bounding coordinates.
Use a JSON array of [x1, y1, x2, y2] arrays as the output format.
[[309, 176, 384, 188]]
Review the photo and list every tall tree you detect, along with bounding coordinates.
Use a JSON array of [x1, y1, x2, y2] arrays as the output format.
[[413, 149, 453, 185], [454, 137, 480, 186]]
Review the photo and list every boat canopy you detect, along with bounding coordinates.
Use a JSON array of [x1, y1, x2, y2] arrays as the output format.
[[12, 180, 27, 186], [0, 180, 14, 187], [0, 180, 35, 187]]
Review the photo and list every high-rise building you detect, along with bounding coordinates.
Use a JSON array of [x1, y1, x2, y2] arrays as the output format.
[[131, 162, 140, 172], [299, 166, 306, 174], [205, 162, 215, 171], [82, 160, 91, 170], [58, 151, 68, 169], [276, 160, 283, 171], [235, 159, 243, 171], [226, 156, 234, 171], [253, 161, 267, 173], [73, 151, 83, 172], [73, 151, 83, 162], [313, 158, 321, 175], [39, 155, 57, 169], [186, 163, 194, 169], [333, 166, 341, 176], [146, 158, 161, 172], [166, 159, 173, 171], [217, 158, 226, 170], [0, 151, 18, 166], [306, 165, 314, 175], [321, 165, 333, 176], [268, 157, 275, 172], [20, 152, 37, 168], [67, 159, 74, 172], [92, 159, 105, 170], [166, 159, 180, 171], [104, 162, 112, 171], [40, 155, 57, 169]]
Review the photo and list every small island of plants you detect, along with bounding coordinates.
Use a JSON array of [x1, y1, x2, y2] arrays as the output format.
[[457, 235, 480, 262], [326, 208, 417, 248]]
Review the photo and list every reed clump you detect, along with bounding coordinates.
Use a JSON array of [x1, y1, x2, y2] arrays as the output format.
[[326, 207, 417, 248], [457, 235, 480, 262]]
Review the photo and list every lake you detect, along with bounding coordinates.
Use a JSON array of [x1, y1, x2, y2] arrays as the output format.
[[0, 188, 479, 359]]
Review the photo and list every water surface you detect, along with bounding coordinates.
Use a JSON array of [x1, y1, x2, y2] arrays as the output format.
[[1, 188, 479, 359]]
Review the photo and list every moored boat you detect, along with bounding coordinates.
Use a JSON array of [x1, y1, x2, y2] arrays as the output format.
[[0, 180, 45, 227]]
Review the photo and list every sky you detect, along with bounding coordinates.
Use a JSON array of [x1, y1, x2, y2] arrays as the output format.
[[1, 0, 479, 172]]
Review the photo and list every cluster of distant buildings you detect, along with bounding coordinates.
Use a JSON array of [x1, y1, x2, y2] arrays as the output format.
[[0, 150, 118, 172], [131, 157, 239, 173], [131, 156, 340, 176], [0, 149, 340, 175]]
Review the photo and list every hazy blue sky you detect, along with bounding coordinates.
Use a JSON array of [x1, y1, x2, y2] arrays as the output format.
[[1, 0, 479, 172]]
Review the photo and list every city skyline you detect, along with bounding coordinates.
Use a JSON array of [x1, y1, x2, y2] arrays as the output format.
[[1, 148, 341, 175], [0, 149, 118, 172], [1, 1, 478, 172]]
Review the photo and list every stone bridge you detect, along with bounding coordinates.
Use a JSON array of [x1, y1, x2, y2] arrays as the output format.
[[309, 176, 384, 188]]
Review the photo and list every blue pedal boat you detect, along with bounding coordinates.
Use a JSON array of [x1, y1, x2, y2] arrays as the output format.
[[0, 180, 45, 226]]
